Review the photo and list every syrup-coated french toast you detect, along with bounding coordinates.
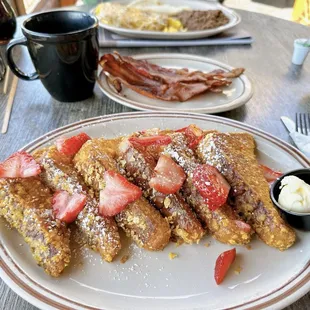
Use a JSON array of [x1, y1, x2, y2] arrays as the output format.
[[162, 132, 253, 245], [33, 147, 121, 262], [196, 132, 296, 251], [0, 124, 299, 280], [118, 137, 205, 244], [73, 138, 171, 251], [0, 177, 71, 276]]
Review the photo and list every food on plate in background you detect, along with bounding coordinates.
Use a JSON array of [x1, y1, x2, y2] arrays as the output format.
[[175, 10, 229, 31], [93, 1, 230, 32], [93, 2, 185, 32], [99, 52, 244, 102], [130, 0, 191, 15]]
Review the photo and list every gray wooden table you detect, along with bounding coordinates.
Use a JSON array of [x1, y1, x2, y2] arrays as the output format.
[[0, 5, 310, 310]]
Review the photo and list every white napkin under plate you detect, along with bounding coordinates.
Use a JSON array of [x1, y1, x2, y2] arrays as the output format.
[[99, 28, 253, 47], [290, 131, 310, 157]]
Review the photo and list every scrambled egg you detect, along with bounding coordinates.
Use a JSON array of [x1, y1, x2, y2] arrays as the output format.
[[94, 2, 184, 32], [164, 18, 183, 32]]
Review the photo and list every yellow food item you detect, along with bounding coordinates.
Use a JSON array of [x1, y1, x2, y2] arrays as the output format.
[[169, 252, 178, 260], [94, 2, 184, 32], [164, 18, 184, 32], [234, 266, 242, 275]]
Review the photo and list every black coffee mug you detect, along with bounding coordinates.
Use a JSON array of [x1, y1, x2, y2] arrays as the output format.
[[6, 10, 99, 102]]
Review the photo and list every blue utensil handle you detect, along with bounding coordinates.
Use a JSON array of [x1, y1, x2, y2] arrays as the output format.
[[6, 37, 39, 81]]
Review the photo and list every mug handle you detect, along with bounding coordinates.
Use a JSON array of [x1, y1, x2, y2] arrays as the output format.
[[6, 37, 39, 81]]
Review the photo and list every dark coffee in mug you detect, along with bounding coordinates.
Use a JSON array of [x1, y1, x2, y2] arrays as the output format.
[[6, 11, 99, 102]]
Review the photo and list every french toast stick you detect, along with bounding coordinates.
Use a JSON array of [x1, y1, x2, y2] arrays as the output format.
[[33, 147, 121, 262], [196, 132, 296, 251], [0, 177, 71, 277], [118, 138, 205, 244], [163, 132, 252, 245], [73, 138, 171, 251]]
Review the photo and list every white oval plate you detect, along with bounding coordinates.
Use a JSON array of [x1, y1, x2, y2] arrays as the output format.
[[1, 112, 309, 310], [97, 53, 253, 114], [92, 0, 241, 40]]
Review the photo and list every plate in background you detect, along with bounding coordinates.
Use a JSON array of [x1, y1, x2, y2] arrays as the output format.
[[97, 53, 253, 114], [91, 0, 241, 40]]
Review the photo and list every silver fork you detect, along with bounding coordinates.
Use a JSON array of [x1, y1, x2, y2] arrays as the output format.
[[296, 113, 310, 136]]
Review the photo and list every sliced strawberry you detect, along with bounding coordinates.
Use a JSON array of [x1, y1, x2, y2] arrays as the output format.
[[99, 170, 142, 217], [193, 164, 230, 211], [55, 132, 91, 156], [259, 164, 282, 183], [176, 124, 204, 149], [149, 155, 186, 194], [128, 135, 172, 148], [52, 191, 86, 223], [214, 248, 236, 285], [234, 220, 252, 233], [0, 151, 41, 178]]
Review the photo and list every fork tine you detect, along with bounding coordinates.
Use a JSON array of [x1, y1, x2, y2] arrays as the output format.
[[297, 113, 302, 134], [305, 113, 310, 136], [296, 113, 299, 132], [303, 113, 308, 135], [308, 113, 310, 135], [300, 113, 304, 134]]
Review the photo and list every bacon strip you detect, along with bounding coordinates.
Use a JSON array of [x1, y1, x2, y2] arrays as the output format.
[[99, 52, 245, 102]]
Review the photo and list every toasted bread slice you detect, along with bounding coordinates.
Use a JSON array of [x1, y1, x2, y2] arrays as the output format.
[[33, 147, 121, 262], [118, 137, 205, 244], [163, 132, 252, 245], [0, 177, 71, 277], [196, 132, 296, 251], [73, 138, 171, 251]]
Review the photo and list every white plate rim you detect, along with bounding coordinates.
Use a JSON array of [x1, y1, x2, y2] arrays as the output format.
[[0, 111, 309, 310], [96, 53, 253, 113], [91, 0, 241, 40]]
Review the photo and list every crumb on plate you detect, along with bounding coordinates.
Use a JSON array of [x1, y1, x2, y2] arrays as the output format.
[[234, 266, 242, 275], [175, 239, 184, 247], [120, 254, 130, 264], [169, 252, 178, 260]]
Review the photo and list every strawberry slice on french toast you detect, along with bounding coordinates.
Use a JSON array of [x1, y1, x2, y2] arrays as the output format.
[[259, 164, 282, 184], [56, 132, 91, 156], [52, 191, 87, 223], [192, 164, 230, 211], [99, 170, 142, 217], [0, 151, 41, 178], [128, 135, 172, 148], [149, 154, 186, 195], [176, 124, 204, 150]]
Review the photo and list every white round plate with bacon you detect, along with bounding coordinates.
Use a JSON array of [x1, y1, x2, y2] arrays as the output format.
[[97, 53, 253, 114]]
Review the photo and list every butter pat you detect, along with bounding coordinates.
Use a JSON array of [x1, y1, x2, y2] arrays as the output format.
[[278, 176, 310, 213]]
